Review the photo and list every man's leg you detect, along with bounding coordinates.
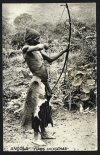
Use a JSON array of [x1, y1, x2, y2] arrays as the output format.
[[45, 82, 52, 101], [39, 101, 55, 139], [24, 78, 46, 145], [32, 115, 40, 140], [32, 114, 46, 145]]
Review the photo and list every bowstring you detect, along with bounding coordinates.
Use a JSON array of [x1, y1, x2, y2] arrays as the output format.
[[51, 4, 68, 92], [46, 5, 66, 91], [58, 6, 66, 24], [64, 4, 71, 83]]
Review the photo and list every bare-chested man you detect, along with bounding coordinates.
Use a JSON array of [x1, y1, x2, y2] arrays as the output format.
[[21, 28, 68, 145]]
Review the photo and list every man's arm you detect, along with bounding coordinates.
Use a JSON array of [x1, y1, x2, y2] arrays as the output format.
[[26, 44, 44, 52], [22, 44, 68, 63], [41, 48, 68, 63], [22, 43, 49, 53]]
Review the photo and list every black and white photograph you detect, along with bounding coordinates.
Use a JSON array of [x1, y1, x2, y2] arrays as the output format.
[[2, 2, 97, 151]]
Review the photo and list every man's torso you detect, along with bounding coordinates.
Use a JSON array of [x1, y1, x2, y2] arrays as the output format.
[[23, 46, 48, 81]]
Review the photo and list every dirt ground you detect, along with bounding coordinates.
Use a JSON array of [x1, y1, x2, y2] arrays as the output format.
[[3, 106, 97, 151]]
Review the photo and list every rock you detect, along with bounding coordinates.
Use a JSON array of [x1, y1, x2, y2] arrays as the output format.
[[72, 78, 82, 87], [86, 79, 95, 86], [81, 86, 90, 94], [80, 94, 90, 101]]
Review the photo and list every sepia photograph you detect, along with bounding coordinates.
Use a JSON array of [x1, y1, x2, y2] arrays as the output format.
[[2, 2, 97, 151]]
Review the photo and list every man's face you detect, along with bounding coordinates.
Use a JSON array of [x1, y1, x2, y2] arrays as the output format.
[[29, 37, 40, 45]]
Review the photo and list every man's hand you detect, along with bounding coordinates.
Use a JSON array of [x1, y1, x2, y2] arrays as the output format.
[[44, 43, 49, 50], [38, 43, 49, 50], [63, 48, 69, 54]]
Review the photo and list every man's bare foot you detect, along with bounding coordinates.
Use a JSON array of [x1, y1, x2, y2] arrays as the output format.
[[33, 132, 46, 145], [41, 131, 56, 139], [32, 139, 46, 146], [25, 129, 34, 134]]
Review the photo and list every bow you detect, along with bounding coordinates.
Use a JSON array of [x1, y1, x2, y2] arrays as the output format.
[[52, 3, 71, 92]]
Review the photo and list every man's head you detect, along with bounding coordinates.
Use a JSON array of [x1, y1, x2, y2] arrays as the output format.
[[25, 28, 40, 45]]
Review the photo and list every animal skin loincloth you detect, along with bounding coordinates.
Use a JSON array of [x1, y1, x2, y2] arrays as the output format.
[[21, 76, 53, 130]]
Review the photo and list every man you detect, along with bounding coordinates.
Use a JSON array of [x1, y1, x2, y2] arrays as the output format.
[[21, 28, 68, 145]]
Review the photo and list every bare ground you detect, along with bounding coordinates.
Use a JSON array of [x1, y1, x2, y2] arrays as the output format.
[[3, 106, 97, 151]]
